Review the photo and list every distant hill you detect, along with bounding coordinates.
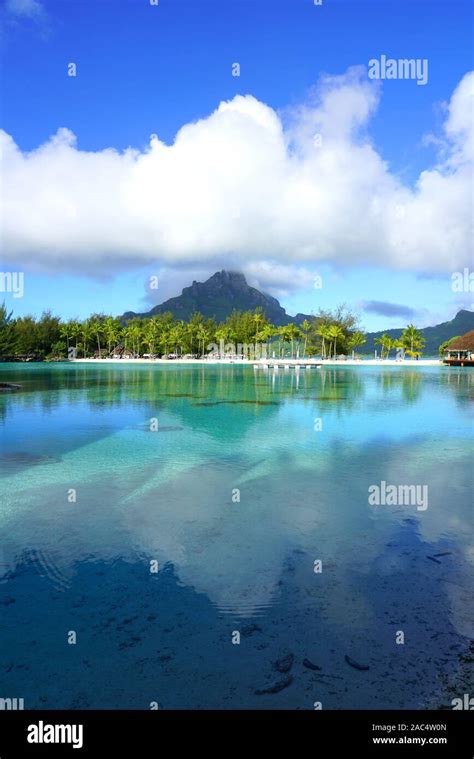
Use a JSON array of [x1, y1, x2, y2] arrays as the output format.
[[364, 309, 474, 356], [122, 270, 312, 326], [121, 269, 473, 356]]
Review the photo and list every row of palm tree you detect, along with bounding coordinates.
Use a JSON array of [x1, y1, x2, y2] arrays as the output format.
[[58, 312, 374, 360], [374, 325, 425, 359], [316, 324, 366, 358], [17, 306, 426, 361], [374, 333, 399, 359], [59, 313, 321, 359]]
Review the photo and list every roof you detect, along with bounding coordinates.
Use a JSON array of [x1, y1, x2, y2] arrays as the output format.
[[446, 330, 474, 351]]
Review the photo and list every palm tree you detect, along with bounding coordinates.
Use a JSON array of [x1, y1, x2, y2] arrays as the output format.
[[90, 318, 104, 357], [104, 317, 122, 356], [279, 325, 292, 358], [287, 323, 302, 358], [187, 313, 206, 355], [254, 323, 274, 359], [327, 324, 344, 358], [160, 328, 173, 356], [252, 309, 265, 340], [60, 321, 72, 352], [316, 324, 331, 359], [348, 330, 366, 357], [81, 320, 94, 358], [143, 317, 160, 356], [196, 325, 210, 357], [215, 325, 233, 356], [274, 326, 283, 358], [177, 321, 189, 355], [278, 324, 303, 359], [129, 322, 142, 357], [169, 324, 184, 356], [68, 321, 81, 357], [374, 336, 384, 358], [123, 323, 139, 357], [401, 324, 425, 358], [387, 337, 400, 359], [375, 333, 392, 359], [300, 319, 312, 358]]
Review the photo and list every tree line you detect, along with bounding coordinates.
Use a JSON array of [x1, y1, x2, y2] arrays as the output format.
[[0, 303, 427, 360]]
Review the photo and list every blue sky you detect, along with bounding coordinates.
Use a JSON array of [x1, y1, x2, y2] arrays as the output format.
[[1, 0, 473, 329]]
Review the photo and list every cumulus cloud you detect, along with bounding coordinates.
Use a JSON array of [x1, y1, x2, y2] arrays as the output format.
[[243, 262, 316, 298], [1, 68, 472, 277]]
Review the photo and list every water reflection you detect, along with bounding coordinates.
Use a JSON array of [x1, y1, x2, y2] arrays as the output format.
[[0, 364, 472, 708]]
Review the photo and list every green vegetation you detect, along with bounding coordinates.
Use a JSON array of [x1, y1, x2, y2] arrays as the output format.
[[310, 306, 365, 358], [373, 325, 426, 359], [363, 309, 474, 356], [438, 336, 461, 355], [0, 301, 435, 361], [374, 333, 397, 359], [400, 324, 425, 358], [0, 304, 16, 357]]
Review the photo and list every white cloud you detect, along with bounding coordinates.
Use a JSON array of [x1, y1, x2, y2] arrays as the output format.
[[142, 266, 215, 308], [1, 68, 472, 278], [243, 262, 316, 298], [5, 0, 44, 19]]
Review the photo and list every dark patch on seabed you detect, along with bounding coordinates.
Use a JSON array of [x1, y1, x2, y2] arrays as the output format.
[[161, 393, 198, 398], [193, 400, 279, 407], [1, 550, 471, 710], [0, 452, 61, 467]]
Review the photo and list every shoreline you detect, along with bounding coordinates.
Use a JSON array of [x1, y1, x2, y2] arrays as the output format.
[[66, 357, 444, 367]]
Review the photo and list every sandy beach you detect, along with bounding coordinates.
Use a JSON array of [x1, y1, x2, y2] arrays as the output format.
[[68, 357, 443, 367]]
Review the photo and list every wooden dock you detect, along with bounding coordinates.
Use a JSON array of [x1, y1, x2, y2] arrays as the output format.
[[253, 361, 322, 369]]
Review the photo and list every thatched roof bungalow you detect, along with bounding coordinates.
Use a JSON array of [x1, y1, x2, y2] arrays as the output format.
[[444, 330, 474, 366], [111, 345, 134, 359]]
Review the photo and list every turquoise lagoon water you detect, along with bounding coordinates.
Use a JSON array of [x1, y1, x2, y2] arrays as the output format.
[[0, 362, 472, 709]]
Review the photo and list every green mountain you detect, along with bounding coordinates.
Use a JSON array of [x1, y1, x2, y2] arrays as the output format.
[[364, 309, 474, 356], [122, 269, 473, 356], [122, 270, 312, 326]]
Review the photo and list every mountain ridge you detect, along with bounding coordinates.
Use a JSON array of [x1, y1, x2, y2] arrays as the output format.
[[122, 270, 313, 326], [363, 309, 474, 356], [121, 270, 474, 354]]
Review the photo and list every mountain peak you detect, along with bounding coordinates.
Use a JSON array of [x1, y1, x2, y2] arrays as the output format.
[[188, 270, 248, 293], [121, 269, 309, 325], [120, 272, 474, 352], [209, 270, 247, 284]]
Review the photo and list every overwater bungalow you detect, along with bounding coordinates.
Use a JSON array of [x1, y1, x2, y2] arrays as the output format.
[[443, 330, 474, 367]]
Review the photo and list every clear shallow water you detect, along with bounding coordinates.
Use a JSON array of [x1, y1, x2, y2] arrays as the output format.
[[0, 363, 472, 709]]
